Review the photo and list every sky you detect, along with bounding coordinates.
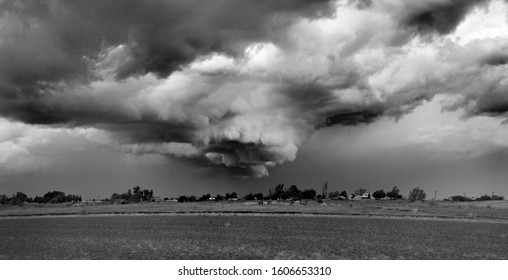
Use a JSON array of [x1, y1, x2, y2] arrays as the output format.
[[0, 0, 507, 199]]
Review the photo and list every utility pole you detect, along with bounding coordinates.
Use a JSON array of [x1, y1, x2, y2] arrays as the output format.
[[434, 190, 437, 201]]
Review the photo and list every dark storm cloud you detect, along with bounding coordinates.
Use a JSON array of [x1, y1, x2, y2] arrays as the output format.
[[348, 0, 372, 9], [399, 0, 489, 34], [481, 52, 508, 66], [324, 108, 384, 126], [0, 0, 336, 176], [0, 0, 508, 177], [459, 86, 508, 118], [0, 0, 334, 87], [0, 0, 334, 122]]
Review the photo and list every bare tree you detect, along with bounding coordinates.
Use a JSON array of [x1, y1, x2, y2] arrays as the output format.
[[408, 187, 426, 202]]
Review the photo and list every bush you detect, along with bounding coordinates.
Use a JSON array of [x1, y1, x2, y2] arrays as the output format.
[[476, 194, 504, 201], [450, 195, 472, 202], [372, 189, 386, 200], [408, 187, 426, 202]]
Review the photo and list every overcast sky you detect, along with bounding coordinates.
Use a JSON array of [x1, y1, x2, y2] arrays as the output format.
[[1, 0, 507, 199]]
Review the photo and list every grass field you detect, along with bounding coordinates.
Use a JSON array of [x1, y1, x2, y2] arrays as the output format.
[[1, 199, 507, 221], [1, 200, 506, 259], [0, 215, 506, 259]]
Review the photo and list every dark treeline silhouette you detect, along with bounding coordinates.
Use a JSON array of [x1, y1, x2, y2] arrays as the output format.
[[109, 186, 154, 204], [176, 184, 322, 203], [445, 194, 505, 202], [174, 184, 407, 203], [0, 191, 82, 206], [370, 186, 403, 200], [2, 185, 504, 206], [266, 184, 318, 201], [177, 192, 238, 203]]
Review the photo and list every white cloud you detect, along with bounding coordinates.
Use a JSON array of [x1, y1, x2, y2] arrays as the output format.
[[121, 142, 200, 158], [393, 95, 508, 158], [451, 0, 508, 45]]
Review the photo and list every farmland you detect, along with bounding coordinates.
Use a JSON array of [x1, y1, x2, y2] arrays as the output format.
[[1, 200, 507, 259], [0, 215, 506, 259], [1, 199, 508, 221]]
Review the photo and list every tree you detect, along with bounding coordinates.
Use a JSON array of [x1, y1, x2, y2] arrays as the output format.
[[0, 194, 7, 204], [128, 192, 141, 203], [354, 188, 367, 196], [273, 184, 285, 200], [110, 193, 123, 204], [328, 191, 341, 200], [16, 192, 28, 202], [142, 189, 150, 201], [44, 191, 66, 203], [254, 192, 264, 200], [178, 195, 188, 203], [243, 193, 255, 200], [287, 185, 301, 200], [340, 190, 348, 198], [408, 187, 426, 202], [450, 195, 472, 202], [33, 196, 44, 203], [301, 189, 316, 200], [372, 189, 386, 200], [215, 194, 224, 201], [133, 186, 141, 194], [66, 194, 81, 202], [386, 186, 402, 200], [198, 194, 211, 202], [10, 192, 27, 206]]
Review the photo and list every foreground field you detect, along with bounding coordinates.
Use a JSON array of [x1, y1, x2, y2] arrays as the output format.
[[1, 199, 508, 221], [0, 215, 506, 259]]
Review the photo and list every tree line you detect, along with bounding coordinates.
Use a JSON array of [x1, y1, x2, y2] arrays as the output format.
[[445, 194, 505, 202], [0, 191, 82, 206], [108, 186, 154, 204], [176, 185, 407, 203], [177, 185, 507, 204], [2, 185, 504, 206]]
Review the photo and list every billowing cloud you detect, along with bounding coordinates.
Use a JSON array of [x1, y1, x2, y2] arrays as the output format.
[[391, 0, 490, 35], [0, 0, 507, 177]]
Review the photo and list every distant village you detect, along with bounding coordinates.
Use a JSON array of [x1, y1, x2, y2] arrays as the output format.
[[0, 181, 504, 206]]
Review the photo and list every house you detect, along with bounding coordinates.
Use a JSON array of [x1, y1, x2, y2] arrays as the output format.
[[361, 193, 371, 199]]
